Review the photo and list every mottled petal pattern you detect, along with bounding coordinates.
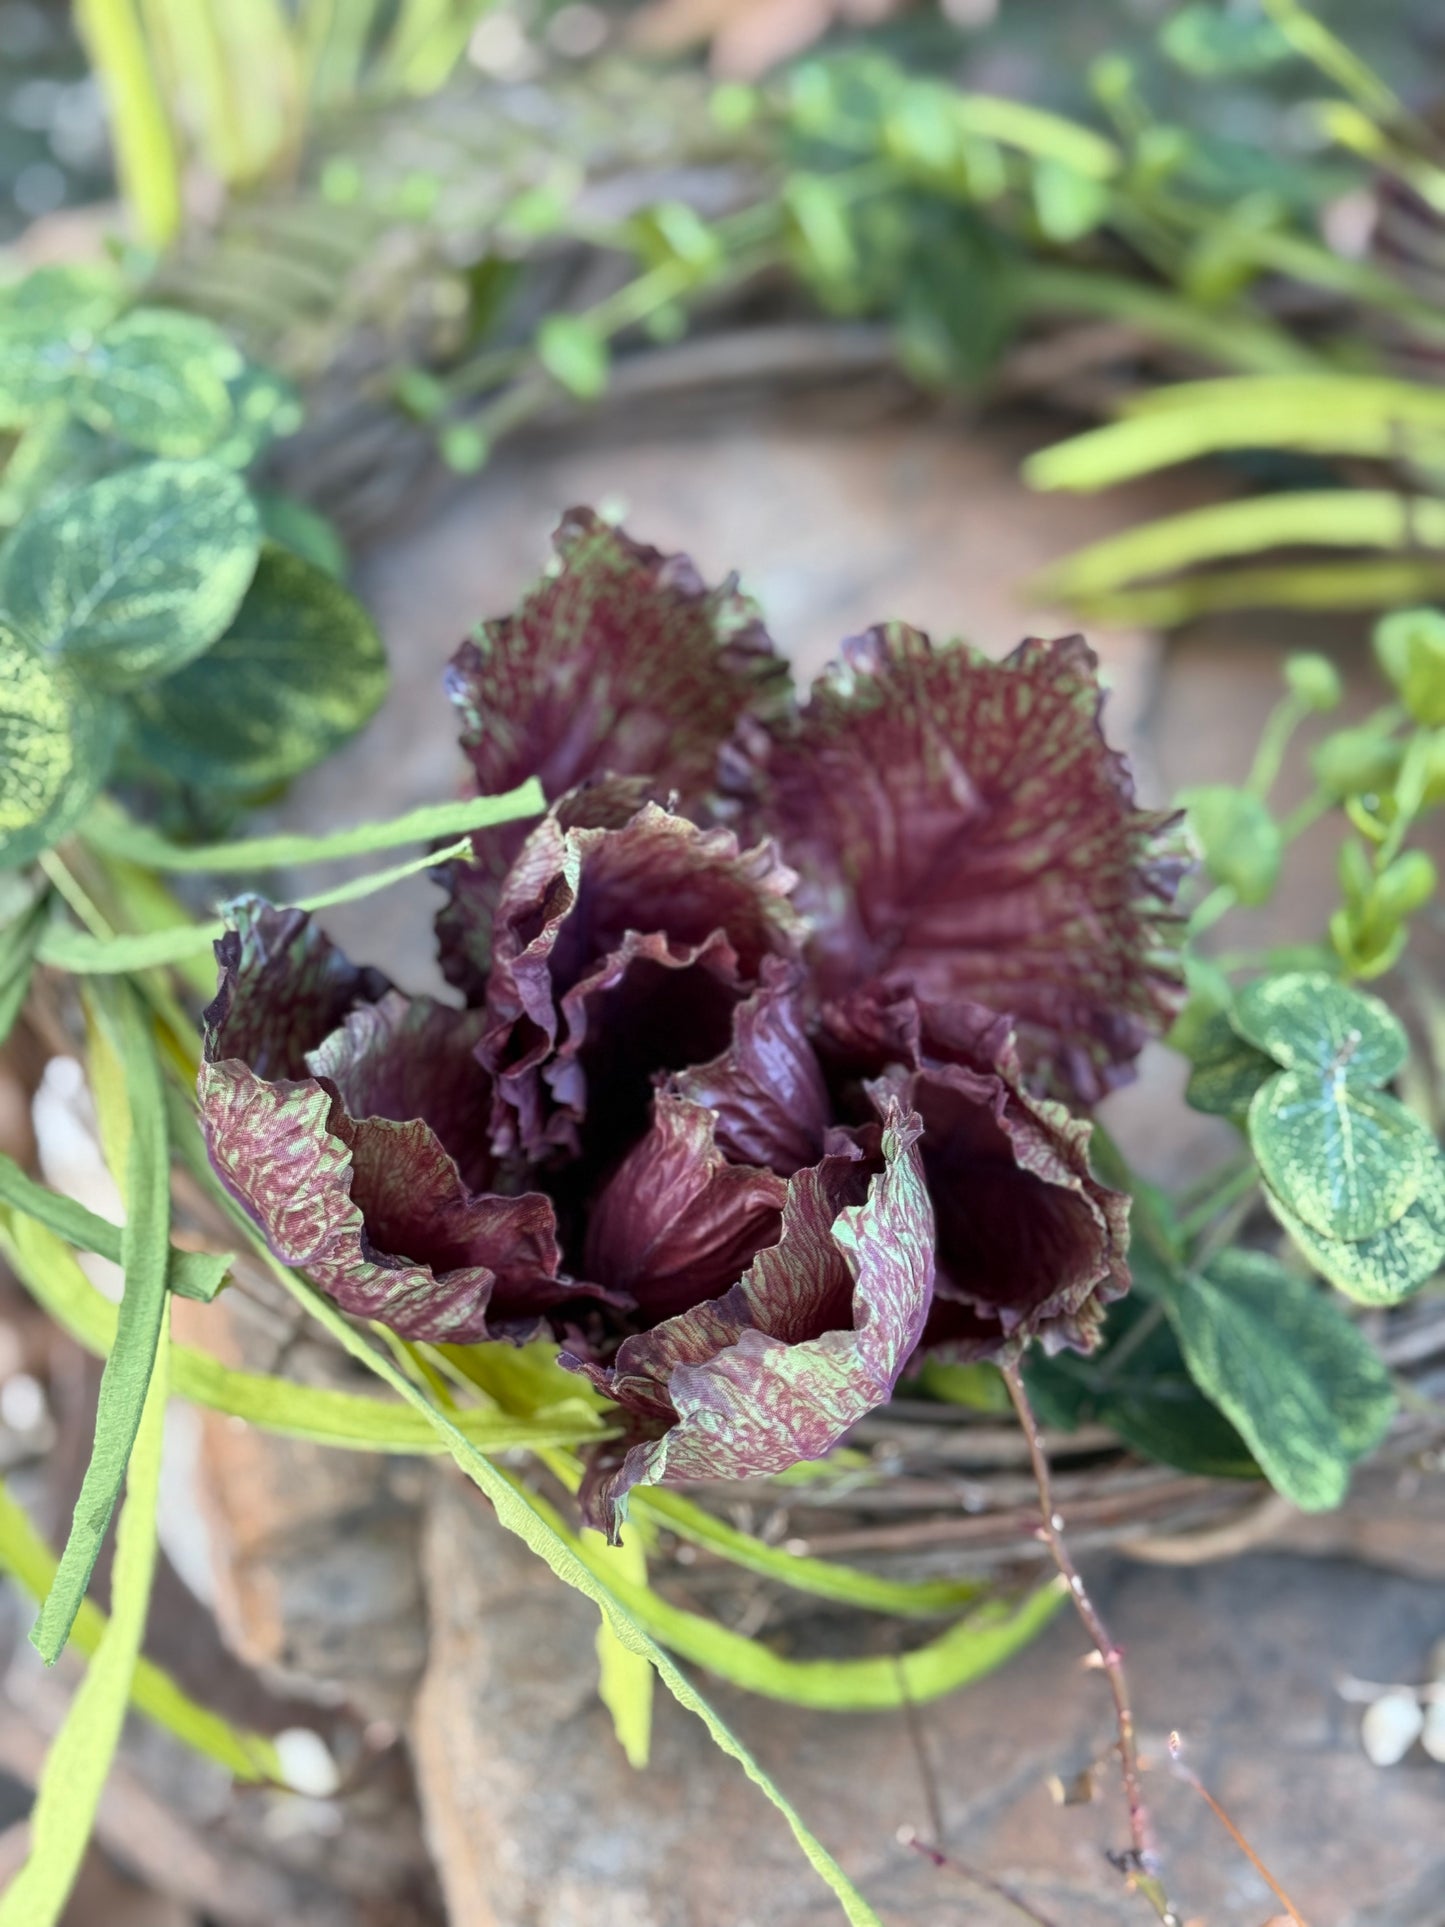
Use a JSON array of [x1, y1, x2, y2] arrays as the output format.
[[482, 798, 803, 1160], [573, 1105, 934, 1534], [734, 625, 1186, 1101], [448, 506, 788, 806], [824, 984, 1130, 1359], [671, 957, 829, 1177], [200, 901, 566, 1342]]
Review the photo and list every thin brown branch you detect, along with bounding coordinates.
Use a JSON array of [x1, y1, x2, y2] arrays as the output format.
[[1002, 1363, 1173, 1918], [900, 1828, 1063, 1927], [1167, 1734, 1311, 1927]]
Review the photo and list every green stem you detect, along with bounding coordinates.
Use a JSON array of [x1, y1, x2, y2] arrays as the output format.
[[1177, 1164, 1259, 1244], [1246, 695, 1308, 801]]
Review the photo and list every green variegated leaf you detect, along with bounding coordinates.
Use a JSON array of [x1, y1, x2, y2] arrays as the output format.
[[0, 626, 118, 870], [0, 462, 259, 690], [69, 309, 241, 457], [126, 547, 385, 791], [0, 416, 124, 529], [0, 266, 126, 426], [1264, 1154, 1445, 1307], [1232, 972, 1407, 1084], [1184, 1008, 1276, 1118], [255, 491, 346, 578], [1248, 1069, 1431, 1241], [209, 362, 304, 470], [1164, 1250, 1395, 1511], [0, 265, 126, 337], [1024, 1295, 1259, 1479]]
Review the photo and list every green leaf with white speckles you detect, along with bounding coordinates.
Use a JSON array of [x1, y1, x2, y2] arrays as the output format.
[[0, 625, 119, 870], [1248, 1068, 1431, 1242], [126, 546, 385, 792], [1184, 1008, 1275, 1118], [1264, 1153, 1445, 1307], [208, 361, 304, 471], [0, 462, 259, 691], [1232, 972, 1407, 1085], [69, 309, 241, 458], [1164, 1249, 1395, 1511]]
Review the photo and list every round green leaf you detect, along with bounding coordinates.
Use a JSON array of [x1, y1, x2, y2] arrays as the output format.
[[0, 624, 119, 870], [1184, 1008, 1276, 1119], [1374, 607, 1445, 728], [208, 361, 304, 470], [0, 268, 128, 426], [254, 491, 346, 579], [71, 310, 242, 458], [1248, 1069, 1432, 1242], [1168, 1250, 1395, 1512], [1, 265, 125, 335], [536, 315, 610, 401], [126, 546, 387, 792], [1264, 1154, 1445, 1308], [1181, 784, 1281, 906], [1231, 971, 1407, 1084], [0, 461, 260, 691]]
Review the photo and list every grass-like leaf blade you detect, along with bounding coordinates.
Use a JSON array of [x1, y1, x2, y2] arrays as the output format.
[[590, 1525, 655, 1769], [0, 1475, 283, 1783], [0, 1323, 169, 1926], [37, 832, 487, 972], [31, 983, 171, 1662], [0, 1211, 610, 1456], [0, 1149, 229, 1302], [80, 778, 544, 872]]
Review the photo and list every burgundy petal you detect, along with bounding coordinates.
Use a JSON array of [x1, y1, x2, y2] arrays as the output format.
[[448, 506, 788, 807], [670, 957, 829, 1177], [481, 797, 803, 1162], [824, 984, 1130, 1360], [200, 900, 567, 1343], [583, 1093, 788, 1322], [306, 990, 494, 1192], [204, 896, 391, 1080], [572, 1103, 935, 1535], [733, 625, 1187, 1101]]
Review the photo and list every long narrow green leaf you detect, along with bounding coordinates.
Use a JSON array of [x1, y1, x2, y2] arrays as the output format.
[[1034, 491, 1445, 605], [73, 0, 181, 245], [0, 1477, 282, 1783], [1016, 266, 1319, 375], [0, 1213, 611, 1456], [629, 1488, 987, 1619], [1027, 377, 1445, 493], [0, 1322, 169, 1925], [258, 1251, 886, 1926], [37, 833, 484, 973], [953, 95, 1118, 177], [590, 1526, 654, 1770], [1042, 558, 1445, 627], [0, 1150, 229, 1303], [0, 892, 46, 1046], [34, 984, 170, 1663], [81, 779, 544, 873], [544, 1488, 1063, 1712]]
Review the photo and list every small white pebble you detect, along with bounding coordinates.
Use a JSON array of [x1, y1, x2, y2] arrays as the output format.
[[1362, 1690, 1424, 1767], [1422, 1699, 1445, 1765], [0, 1373, 46, 1433], [275, 1728, 340, 1797]]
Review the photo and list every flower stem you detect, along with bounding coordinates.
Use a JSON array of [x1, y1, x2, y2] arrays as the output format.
[[1002, 1364, 1177, 1921]]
